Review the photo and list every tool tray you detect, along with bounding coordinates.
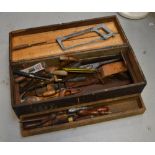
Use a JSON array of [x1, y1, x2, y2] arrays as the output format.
[[9, 15, 146, 136]]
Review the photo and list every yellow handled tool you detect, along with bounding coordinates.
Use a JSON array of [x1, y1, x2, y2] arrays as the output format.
[[62, 68, 96, 73]]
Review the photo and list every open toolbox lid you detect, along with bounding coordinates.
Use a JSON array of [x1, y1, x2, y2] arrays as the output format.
[[9, 16, 129, 63]]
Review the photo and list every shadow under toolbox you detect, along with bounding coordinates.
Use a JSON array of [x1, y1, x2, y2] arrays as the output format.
[[9, 15, 146, 137]]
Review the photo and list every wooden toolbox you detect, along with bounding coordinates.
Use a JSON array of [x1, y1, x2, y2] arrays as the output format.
[[9, 15, 147, 137]]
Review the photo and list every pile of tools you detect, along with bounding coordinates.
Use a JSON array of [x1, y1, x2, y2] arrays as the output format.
[[21, 105, 111, 130], [13, 53, 129, 104]]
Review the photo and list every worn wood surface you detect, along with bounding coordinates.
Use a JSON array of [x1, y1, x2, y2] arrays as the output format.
[[100, 61, 127, 77], [11, 20, 125, 62], [20, 94, 145, 137], [12, 22, 118, 47]]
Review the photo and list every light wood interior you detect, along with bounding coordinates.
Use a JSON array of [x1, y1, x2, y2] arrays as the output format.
[[11, 22, 125, 62]]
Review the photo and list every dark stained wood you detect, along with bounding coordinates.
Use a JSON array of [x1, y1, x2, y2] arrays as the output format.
[[11, 47, 146, 117]]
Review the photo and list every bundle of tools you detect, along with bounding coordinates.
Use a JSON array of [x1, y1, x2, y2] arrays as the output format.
[[13, 53, 129, 104], [21, 105, 110, 130]]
